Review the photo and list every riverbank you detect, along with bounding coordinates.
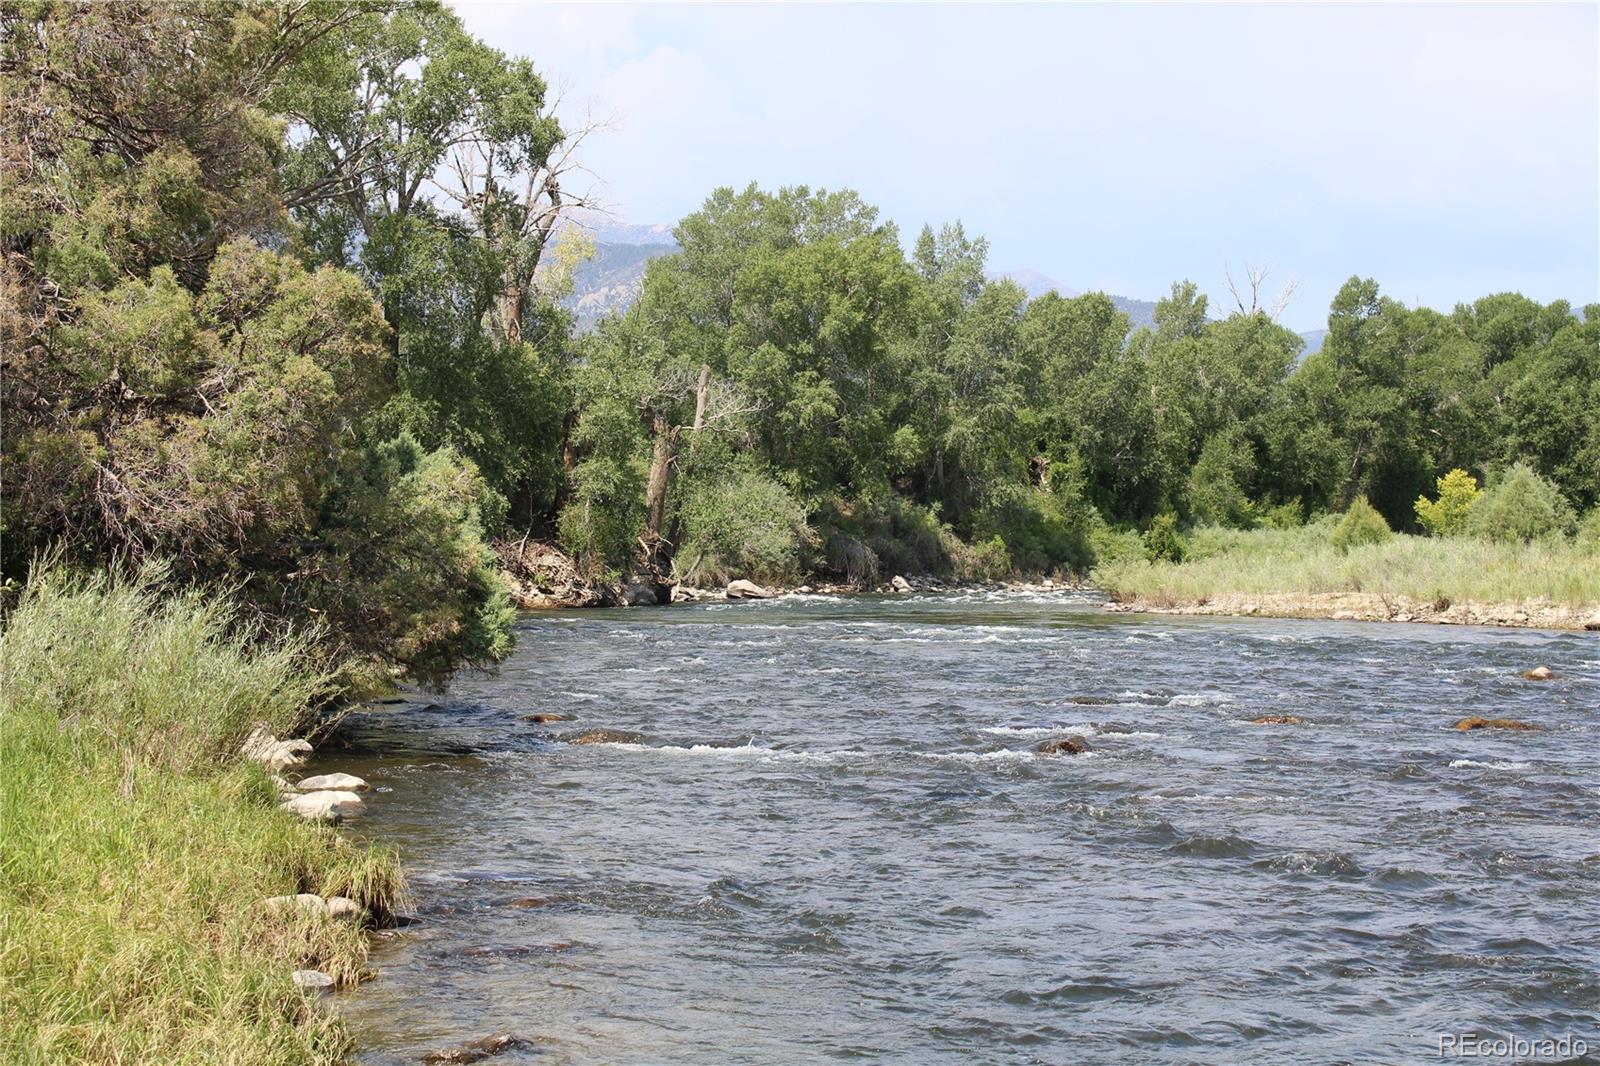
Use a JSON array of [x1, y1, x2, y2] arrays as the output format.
[[1095, 524, 1600, 631], [0, 570, 406, 1063]]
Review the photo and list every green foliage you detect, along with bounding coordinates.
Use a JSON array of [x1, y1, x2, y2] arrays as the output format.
[[1258, 499, 1306, 530], [1464, 462, 1578, 543], [1188, 428, 1258, 528], [1143, 513, 1188, 563], [1414, 468, 1483, 536], [1577, 509, 1600, 554], [1331, 496, 1393, 553], [976, 482, 1097, 573], [676, 464, 810, 584], [0, 2, 517, 687]]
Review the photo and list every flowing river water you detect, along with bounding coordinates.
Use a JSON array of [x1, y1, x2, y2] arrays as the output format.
[[322, 590, 1600, 1064]]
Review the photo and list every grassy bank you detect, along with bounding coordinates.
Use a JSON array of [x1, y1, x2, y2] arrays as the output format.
[[1, 569, 406, 1064], [1093, 522, 1600, 626]]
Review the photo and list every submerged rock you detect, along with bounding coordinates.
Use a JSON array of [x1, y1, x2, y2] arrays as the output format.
[[1454, 717, 1539, 732], [522, 713, 570, 724], [726, 579, 772, 599], [1518, 666, 1555, 681], [280, 789, 366, 821], [567, 728, 641, 746], [1036, 735, 1091, 756], [422, 1034, 528, 1064], [293, 772, 370, 792], [1250, 715, 1305, 725], [291, 969, 334, 993]]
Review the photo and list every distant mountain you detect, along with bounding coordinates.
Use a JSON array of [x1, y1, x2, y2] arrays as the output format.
[[560, 237, 1229, 342], [1297, 329, 1327, 359], [993, 269, 1157, 330], [567, 241, 678, 332], [996, 269, 1080, 300]]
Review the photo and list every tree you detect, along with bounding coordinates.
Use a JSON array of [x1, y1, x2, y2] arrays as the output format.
[[0, 1, 515, 686], [1414, 469, 1482, 537]]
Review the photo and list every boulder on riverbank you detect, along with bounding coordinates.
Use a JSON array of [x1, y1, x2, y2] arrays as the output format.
[[241, 728, 313, 773], [1454, 717, 1538, 731], [891, 575, 913, 593], [263, 893, 365, 924], [1036, 735, 1091, 755], [263, 893, 331, 917], [726, 579, 772, 599], [291, 969, 334, 994], [280, 789, 366, 821]]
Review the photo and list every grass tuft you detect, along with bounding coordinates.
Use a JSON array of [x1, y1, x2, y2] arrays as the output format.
[[1093, 522, 1600, 610], [1, 565, 405, 1064]]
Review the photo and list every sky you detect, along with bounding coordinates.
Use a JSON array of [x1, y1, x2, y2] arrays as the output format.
[[455, 2, 1598, 332]]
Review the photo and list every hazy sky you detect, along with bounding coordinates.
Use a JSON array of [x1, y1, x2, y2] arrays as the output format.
[[456, 2, 1597, 331]]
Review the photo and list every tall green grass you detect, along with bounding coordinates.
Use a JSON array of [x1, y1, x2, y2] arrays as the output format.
[[1, 567, 407, 1064], [1094, 520, 1600, 609]]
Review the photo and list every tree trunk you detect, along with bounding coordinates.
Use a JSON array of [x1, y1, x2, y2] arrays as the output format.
[[642, 410, 677, 569], [499, 274, 524, 345], [691, 363, 711, 433]]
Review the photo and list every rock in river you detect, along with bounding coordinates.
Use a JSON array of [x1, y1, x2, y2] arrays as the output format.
[[522, 713, 570, 723], [568, 728, 641, 745], [1454, 717, 1538, 731], [422, 1034, 528, 1064], [1250, 715, 1305, 725], [726, 579, 772, 599], [292, 772, 370, 792], [1036, 735, 1091, 755], [1518, 665, 1555, 681]]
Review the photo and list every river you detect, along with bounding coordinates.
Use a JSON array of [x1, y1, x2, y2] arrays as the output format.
[[321, 589, 1599, 1064]]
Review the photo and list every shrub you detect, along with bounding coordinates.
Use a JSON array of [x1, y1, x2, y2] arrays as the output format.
[[1258, 499, 1305, 530], [1331, 496, 1392, 553], [675, 467, 811, 584], [1088, 521, 1147, 568], [975, 482, 1096, 573], [558, 454, 644, 580], [1, 563, 326, 771], [1414, 468, 1482, 536], [1465, 462, 1578, 543], [1143, 512, 1188, 563]]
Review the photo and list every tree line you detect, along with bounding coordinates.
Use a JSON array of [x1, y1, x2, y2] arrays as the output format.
[[4, 2, 1595, 685]]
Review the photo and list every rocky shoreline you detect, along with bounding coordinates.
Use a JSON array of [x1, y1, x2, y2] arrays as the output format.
[[495, 535, 1084, 609], [1102, 590, 1600, 632], [496, 537, 1600, 633]]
